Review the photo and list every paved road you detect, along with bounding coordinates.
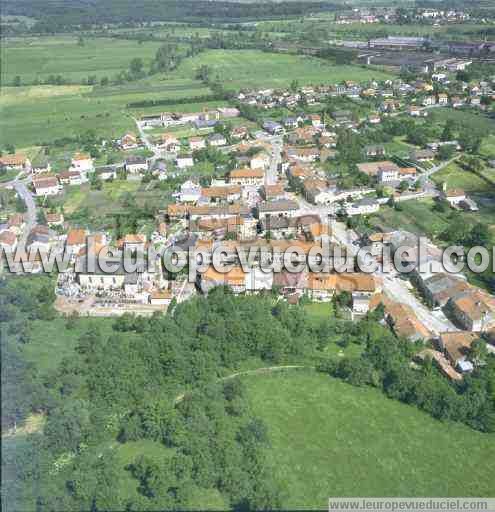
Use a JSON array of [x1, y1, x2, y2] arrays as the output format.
[[290, 194, 457, 335], [134, 118, 165, 165], [380, 273, 458, 335], [1, 173, 37, 250], [266, 135, 283, 185], [13, 180, 36, 249]]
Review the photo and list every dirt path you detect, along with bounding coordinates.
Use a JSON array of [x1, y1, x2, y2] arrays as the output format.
[[174, 364, 313, 404]]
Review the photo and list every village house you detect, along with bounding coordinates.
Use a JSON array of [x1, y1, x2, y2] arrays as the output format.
[[178, 180, 202, 203], [438, 331, 479, 373], [285, 146, 320, 163], [440, 187, 466, 207], [66, 228, 88, 257], [94, 166, 118, 181], [0, 230, 18, 252], [399, 167, 417, 181], [259, 216, 296, 239], [437, 93, 449, 105], [273, 270, 308, 297], [357, 161, 400, 181], [415, 349, 462, 381], [229, 168, 264, 186], [27, 225, 53, 253], [30, 157, 51, 175], [368, 113, 381, 125], [119, 234, 146, 253], [33, 175, 61, 197], [7, 213, 25, 236], [201, 185, 242, 204], [377, 165, 399, 183], [250, 151, 271, 170], [343, 197, 380, 216], [149, 289, 173, 307], [260, 183, 286, 201], [70, 152, 93, 178], [216, 107, 240, 119], [189, 137, 206, 151], [282, 116, 299, 129], [125, 155, 148, 174], [199, 266, 247, 294], [119, 133, 138, 150], [364, 144, 386, 158], [58, 170, 84, 186], [309, 114, 324, 129], [0, 154, 30, 171], [231, 126, 248, 140], [159, 133, 181, 152], [411, 149, 435, 162], [46, 212, 64, 227], [445, 289, 495, 332], [176, 154, 194, 169], [262, 120, 284, 135], [372, 296, 432, 342], [257, 199, 299, 219], [303, 178, 335, 206], [288, 126, 317, 145], [414, 272, 470, 309], [208, 133, 227, 147], [408, 105, 427, 117]]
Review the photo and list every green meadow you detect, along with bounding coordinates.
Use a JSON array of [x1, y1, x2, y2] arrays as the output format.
[[1, 36, 165, 83], [245, 371, 495, 508], [173, 49, 394, 90], [1, 37, 395, 147], [0, 78, 211, 147]]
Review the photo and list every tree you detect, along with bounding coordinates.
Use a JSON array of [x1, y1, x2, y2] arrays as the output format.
[[438, 144, 455, 161], [290, 79, 299, 92], [129, 57, 144, 76], [470, 339, 488, 366], [195, 64, 211, 83], [441, 122, 455, 142], [467, 223, 490, 247]]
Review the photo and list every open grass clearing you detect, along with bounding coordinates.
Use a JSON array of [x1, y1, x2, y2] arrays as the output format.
[[245, 371, 495, 508]]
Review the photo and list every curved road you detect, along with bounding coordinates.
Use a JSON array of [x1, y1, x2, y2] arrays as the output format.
[[1, 175, 37, 250]]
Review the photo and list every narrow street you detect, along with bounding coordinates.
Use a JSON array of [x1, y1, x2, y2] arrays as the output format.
[[13, 180, 36, 250], [266, 135, 283, 185]]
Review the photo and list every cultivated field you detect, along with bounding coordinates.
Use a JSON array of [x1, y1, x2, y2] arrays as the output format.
[[1, 36, 165, 83], [0, 78, 211, 147], [172, 49, 394, 89], [246, 371, 495, 508]]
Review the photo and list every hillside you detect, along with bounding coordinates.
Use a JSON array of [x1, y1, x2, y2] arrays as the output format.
[[246, 371, 495, 508]]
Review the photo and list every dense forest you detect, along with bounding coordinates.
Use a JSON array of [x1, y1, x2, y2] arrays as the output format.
[[1, 276, 494, 510], [3, 0, 338, 32]]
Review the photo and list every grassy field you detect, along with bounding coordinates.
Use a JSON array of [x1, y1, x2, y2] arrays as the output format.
[[1, 36, 166, 83], [23, 317, 114, 377], [0, 77, 212, 146], [432, 162, 495, 195], [430, 108, 495, 134], [369, 195, 495, 245], [245, 371, 495, 508], [172, 49, 394, 90], [47, 179, 167, 233], [1, 37, 395, 147]]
